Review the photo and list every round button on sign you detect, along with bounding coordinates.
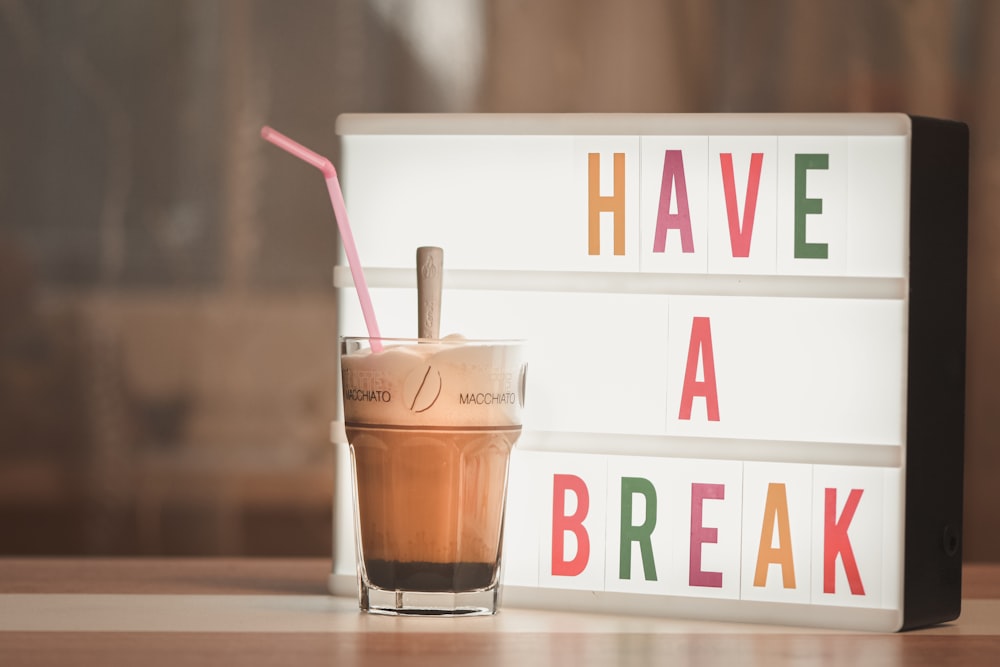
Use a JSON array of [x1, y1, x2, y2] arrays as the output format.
[[403, 364, 442, 413]]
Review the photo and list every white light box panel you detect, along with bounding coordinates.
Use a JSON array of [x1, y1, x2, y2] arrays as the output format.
[[326, 114, 968, 631]]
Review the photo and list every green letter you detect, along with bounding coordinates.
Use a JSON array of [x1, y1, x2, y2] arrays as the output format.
[[794, 153, 829, 259], [619, 477, 658, 581]]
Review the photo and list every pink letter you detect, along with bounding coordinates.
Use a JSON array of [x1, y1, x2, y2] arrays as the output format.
[[552, 474, 591, 576], [653, 150, 694, 253], [720, 152, 764, 258], [823, 488, 866, 595], [679, 317, 720, 422], [690, 482, 725, 588]]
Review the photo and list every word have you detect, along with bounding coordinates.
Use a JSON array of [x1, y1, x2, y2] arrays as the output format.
[[588, 150, 828, 258], [552, 474, 866, 597]]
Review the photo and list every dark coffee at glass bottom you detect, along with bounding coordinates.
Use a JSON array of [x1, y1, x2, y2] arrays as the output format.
[[363, 560, 496, 592]]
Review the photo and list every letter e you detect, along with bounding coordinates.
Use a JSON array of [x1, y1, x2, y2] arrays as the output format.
[[690, 482, 725, 588]]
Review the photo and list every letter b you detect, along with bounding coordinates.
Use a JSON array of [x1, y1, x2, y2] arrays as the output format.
[[552, 474, 591, 576]]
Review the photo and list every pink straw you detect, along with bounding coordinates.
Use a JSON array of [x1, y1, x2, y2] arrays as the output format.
[[261, 126, 383, 352]]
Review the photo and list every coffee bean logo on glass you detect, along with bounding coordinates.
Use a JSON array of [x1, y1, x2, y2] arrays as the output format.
[[403, 364, 442, 412]]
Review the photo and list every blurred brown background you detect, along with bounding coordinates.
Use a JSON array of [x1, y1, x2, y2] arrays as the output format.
[[0, 0, 997, 560]]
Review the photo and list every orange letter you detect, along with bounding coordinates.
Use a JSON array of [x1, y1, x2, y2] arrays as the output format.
[[588, 152, 626, 255], [753, 483, 796, 588]]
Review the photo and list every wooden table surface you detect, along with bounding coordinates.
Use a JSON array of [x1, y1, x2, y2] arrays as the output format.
[[2, 558, 999, 666]]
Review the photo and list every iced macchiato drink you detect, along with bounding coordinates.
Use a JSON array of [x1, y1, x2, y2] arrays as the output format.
[[340, 336, 526, 616]]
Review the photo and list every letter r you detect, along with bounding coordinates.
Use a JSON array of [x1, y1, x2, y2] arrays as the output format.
[[620, 477, 658, 581]]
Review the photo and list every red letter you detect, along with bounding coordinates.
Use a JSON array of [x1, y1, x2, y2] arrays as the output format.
[[552, 474, 591, 576], [588, 152, 626, 256], [823, 488, 865, 595], [690, 483, 725, 588], [720, 152, 764, 258], [679, 316, 720, 422], [653, 150, 694, 253]]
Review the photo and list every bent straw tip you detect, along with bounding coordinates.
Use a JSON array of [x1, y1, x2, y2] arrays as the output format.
[[259, 125, 336, 179], [260, 125, 283, 143], [318, 160, 337, 180]]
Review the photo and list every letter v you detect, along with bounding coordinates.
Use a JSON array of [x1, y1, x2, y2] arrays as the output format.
[[720, 152, 763, 258]]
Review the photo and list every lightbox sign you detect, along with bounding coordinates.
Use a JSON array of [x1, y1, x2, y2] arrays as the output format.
[[328, 114, 967, 631]]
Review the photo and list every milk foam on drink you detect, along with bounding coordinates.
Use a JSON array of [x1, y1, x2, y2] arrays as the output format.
[[341, 334, 525, 428], [341, 336, 526, 596]]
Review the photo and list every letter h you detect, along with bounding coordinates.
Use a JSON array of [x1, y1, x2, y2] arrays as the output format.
[[588, 152, 626, 255]]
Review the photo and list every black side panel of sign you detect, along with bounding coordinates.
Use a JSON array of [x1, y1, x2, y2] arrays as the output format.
[[901, 115, 969, 630]]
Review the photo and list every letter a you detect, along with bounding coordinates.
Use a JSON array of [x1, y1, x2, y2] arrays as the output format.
[[823, 488, 865, 595], [552, 474, 591, 577], [679, 317, 720, 422], [653, 150, 694, 253], [588, 152, 626, 256], [753, 483, 796, 588]]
